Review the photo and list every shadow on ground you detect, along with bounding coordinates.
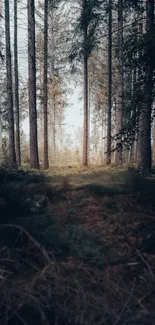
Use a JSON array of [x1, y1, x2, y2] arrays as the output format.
[[0, 166, 155, 324]]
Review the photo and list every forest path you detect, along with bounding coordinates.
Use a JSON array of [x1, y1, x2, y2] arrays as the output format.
[[46, 166, 155, 257], [1, 166, 155, 324]]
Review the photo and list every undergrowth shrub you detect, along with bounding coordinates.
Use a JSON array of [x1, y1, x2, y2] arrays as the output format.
[[56, 224, 102, 259], [10, 213, 102, 262], [0, 167, 103, 263]]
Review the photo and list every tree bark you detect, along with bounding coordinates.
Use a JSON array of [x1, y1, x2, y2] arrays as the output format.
[[14, 0, 21, 166], [106, 0, 112, 165], [5, 0, 16, 166], [130, 34, 137, 165], [138, 0, 154, 173], [152, 118, 155, 166], [82, 26, 89, 166], [28, 0, 39, 169], [52, 93, 56, 161], [43, 0, 49, 169], [115, 0, 123, 166], [136, 9, 143, 166], [0, 113, 2, 163]]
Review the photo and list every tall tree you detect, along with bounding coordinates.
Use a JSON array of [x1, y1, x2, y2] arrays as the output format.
[[35, 5, 67, 164], [136, 1, 146, 167], [43, 0, 49, 169], [82, 13, 89, 166], [69, 0, 101, 166], [152, 119, 155, 166], [139, 0, 154, 173], [28, 0, 39, 169], [115, 0, 123, 166], [5, 0, 16, 166], [106, 0, 112, 165], [14, 0, 21, 166]]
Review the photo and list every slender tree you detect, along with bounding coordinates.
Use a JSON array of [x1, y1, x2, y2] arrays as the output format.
[[82, 20, 89, 166], [69, 0, 101, 166], [152, 119, 155, 166], [50, 9, 56, 162], [139, 0, 154, 173], [43, 0, 49, 169], [115, 0, 123, 166], [14, 0, 21, 166], [52, 93, 56, 158], [106, 0, 112, 165], [0, 113, 2, 163], [5, 0, 16, 166], [28, 0, 39, 169], [136, 0, 146, 167]]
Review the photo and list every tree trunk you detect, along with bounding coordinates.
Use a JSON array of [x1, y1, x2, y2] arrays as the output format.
[[138, 0, 154, 173], [115, 0, 123, 166], [0, 113, 2, 163], [106, 0, 112, 165], [14, 0, 21, 166], [52, 93, 56, 161], [136, 9, 143, 167], [50, 9, 55, 164], [101, 111, 104, 164], [88, 65, 90, 164], [43, 0, 49, 169], [5, 0, 16, 166], [152, 119, 155, 166], [104, 113, 107, 165], [82, 26, 89, 166], [136, 111, 143, 166], [129, 34, 137, 165], [28, 0, 39, 169]]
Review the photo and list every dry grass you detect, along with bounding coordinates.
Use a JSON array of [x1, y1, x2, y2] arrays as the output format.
[[0, 221, 155, 325], [1, 166, 155, 324], [43, 165, 128, 188], [0, 225, 155, 325]]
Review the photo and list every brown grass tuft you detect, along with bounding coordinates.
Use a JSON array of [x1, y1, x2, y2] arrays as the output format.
[[1, 223, 155, 325]]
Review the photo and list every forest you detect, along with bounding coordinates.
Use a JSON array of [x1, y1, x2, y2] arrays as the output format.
[[0, 0, 155, 324]]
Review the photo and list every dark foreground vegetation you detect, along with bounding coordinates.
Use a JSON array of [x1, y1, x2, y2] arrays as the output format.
[[0, 166, 155, 325]]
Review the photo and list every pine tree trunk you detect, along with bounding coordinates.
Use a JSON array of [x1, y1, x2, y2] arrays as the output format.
[[101, 111, 104, 164], [53, 93, 56, 161], [43, 0, 49, 169], [137, 110, 143, 167], [152, 119, 155, 166], [138, 0, 154, 173], [5, 0, 16, 166], [115, 0, 123, 166], [39, 61, 43, 148], [82, 26, 89, 166], [50, 9, 55, 164], [129, 35, 137, 165], [136, 11, 143, 167], [28, 0, 39, 169], [0, 114, 2, 163], [88, 66, 90, 164], [104, 113, 107, 165], [14, 0, 21, 166], [106, 0, 112, 165]]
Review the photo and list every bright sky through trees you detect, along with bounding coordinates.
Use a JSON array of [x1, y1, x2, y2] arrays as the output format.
[[4, 0, 83, 136]]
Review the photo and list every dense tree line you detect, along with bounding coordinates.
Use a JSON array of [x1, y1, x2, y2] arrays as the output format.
[[0, 0, 155, 173]]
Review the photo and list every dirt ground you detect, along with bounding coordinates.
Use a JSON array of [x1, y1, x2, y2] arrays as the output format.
[[1, 166, 155, 325]]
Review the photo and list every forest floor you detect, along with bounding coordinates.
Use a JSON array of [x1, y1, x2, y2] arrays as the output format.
[[0, 166, 155, 324]]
